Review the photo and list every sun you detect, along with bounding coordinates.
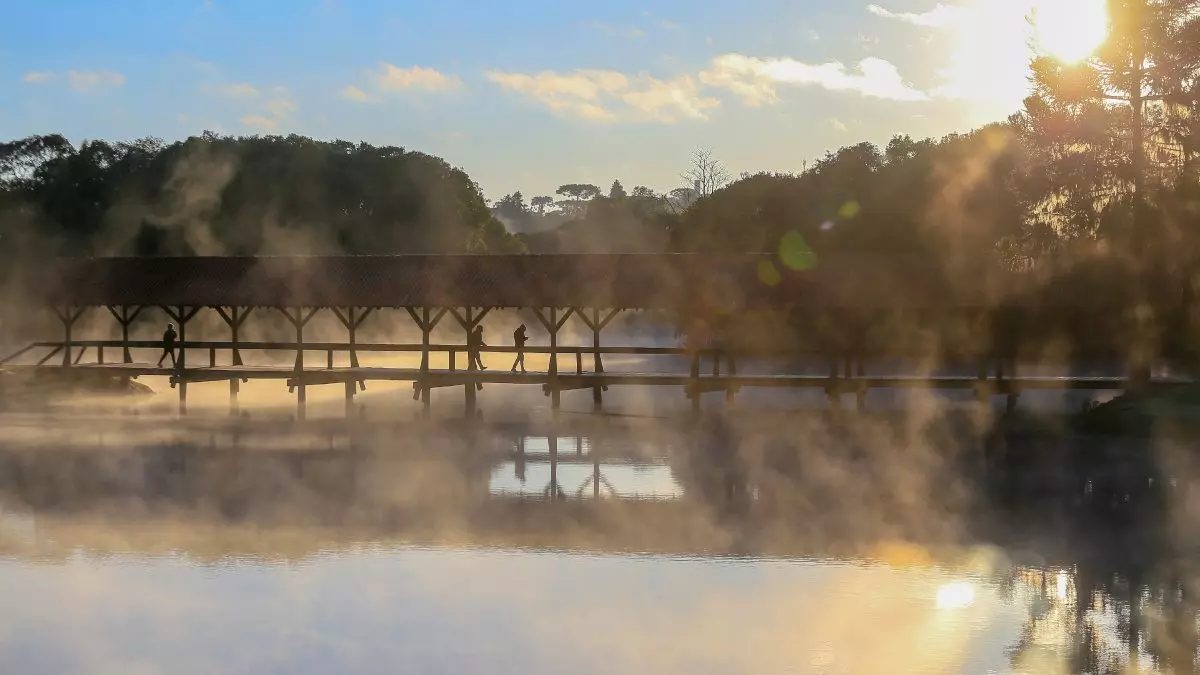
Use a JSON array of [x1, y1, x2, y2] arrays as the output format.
[[1030, 0, 1109, 62]]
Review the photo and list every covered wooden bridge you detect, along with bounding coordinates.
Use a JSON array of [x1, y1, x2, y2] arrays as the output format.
[[1, 253, 1174, 417]]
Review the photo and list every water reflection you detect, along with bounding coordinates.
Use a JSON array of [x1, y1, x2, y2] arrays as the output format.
[[0, 411, 1197, 673]]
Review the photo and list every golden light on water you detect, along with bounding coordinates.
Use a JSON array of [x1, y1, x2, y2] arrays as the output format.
[[1031, 0, 1109, 63], [936, 581, 977, 609]]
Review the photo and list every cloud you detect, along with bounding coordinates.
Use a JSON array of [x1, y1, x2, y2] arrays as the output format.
[[240, 114, 278, 131], [868, 0, 1043, 106], [699, 53, 928, 105], [263, 97, 295, 116], [205, 82, 260, 98], [22, 71, 54, 84], [241, 95, 296, 132], [867, 3, 963, 28], [830, 118, 849, 132], [584, 21, 647, 40], [486, 69, 719, 123], [373, 63, 462, 92], [340, 84, 371, 102], [66, 69, 126, 92]]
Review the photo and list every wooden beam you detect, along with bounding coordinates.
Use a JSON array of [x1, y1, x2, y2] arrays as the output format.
[[36, 345, 63, 366], [352, 307, 374, 329], [554, 307, 575, 331], [531, 307, 553, 333], [235, 306, 254, 329], [598, 308, 620, 330], [0, 343, 39, 366]]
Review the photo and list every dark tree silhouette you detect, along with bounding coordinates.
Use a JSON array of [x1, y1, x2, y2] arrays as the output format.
[[0, 132, 523, 267]]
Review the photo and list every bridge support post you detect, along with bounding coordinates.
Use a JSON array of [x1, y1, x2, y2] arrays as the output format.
[[106, 305, 143, 364], [344, 379, 355, 418], [826, 355, 842, 411], [279, 307, 320, 421], [333, 306, 374, 394], [575, 308, 618, 411], [406, 307, 447, 416], [52, 306, 87, 368], [215, 306, 253, 415], [448, 307, 491, 418], [690, 351, 701, 413], [160, 305, 201, 415], [534, 307, 574, 412]]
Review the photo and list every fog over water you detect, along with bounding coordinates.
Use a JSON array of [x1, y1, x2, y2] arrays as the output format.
[[0, 376, 1197, 675]]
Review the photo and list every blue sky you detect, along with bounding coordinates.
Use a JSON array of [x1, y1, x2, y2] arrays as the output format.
[[0, 0, 1071, 200]]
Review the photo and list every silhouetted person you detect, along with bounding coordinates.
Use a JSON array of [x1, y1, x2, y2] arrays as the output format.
[[470, 326, 487, 370], [157, 323, 177, 367], [511, 324, 528, 373], [470, 325, 486, 391]]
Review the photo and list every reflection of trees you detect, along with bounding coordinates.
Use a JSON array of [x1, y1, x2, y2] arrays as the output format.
[[1007, 563, 1199, 673], [996, 436, 1200, 673]]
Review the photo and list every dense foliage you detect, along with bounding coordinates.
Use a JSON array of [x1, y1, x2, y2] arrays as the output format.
[[0, 133, 523, 265]]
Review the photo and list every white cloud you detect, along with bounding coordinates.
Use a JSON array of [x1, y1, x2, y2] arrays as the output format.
[[867, 3, 963, 27], [340, 84, 371, 102], [374, 63, 462, 92], [240, 114, 279, 131], [66, 69, 126, 92], [240, 94, 296, 132], [830, 118, 849, 132], [22, 71, 54, 84], [205, 82, 260, 98], [486, 69, 719, 123], [263, 97, 295, 115], [699, 53, 928, 105], [584, 21, 647, 40], [868, 0, 1045, 106]]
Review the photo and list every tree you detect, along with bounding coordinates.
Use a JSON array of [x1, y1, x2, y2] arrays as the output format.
[[530, 195, 554, 214], [671, 129, 1023, 263], [0, 133, 522, 257], [680, 149, 730, 200], [1017, 0, 1200, 253], [555, 183, 601, 218], [609, 179, 627, 199], [555, 183, 602, 202]]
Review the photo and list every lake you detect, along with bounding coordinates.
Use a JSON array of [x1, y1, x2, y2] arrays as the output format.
[[0, 404, 1195, 674]]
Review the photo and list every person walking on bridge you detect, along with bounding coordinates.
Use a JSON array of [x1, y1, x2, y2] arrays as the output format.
[[157, 323, 178, 367], [511, 323, 528, 373], [470, 325, 487, 391], [470, 326, 488, 370]]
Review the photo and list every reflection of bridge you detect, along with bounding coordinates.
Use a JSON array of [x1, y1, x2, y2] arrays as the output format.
[[4, 254, 1190, 417]]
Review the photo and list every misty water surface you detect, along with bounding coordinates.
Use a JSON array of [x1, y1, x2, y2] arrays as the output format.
[[0, 390, 1196, 675]]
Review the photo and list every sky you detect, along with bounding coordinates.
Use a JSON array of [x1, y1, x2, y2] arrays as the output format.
[[0, 0, 1107, 201]]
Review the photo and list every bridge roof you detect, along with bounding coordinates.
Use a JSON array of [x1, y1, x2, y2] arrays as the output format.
[[37, 254, 1010, 311]]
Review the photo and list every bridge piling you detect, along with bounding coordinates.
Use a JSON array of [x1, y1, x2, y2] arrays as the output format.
[[161, 304, 200, 415], [280, 307, 320, 421]]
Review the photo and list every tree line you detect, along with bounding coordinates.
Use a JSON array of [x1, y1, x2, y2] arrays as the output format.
[[0, 132, 523, 269], [1, 1, 1197, 278]]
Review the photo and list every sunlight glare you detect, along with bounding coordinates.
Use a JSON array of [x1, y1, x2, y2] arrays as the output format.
[[936, 581, 977, 610], [1031, 0, 1108, 63]]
